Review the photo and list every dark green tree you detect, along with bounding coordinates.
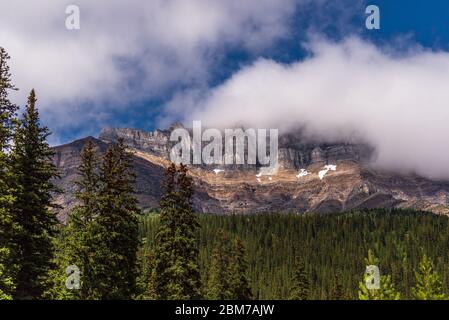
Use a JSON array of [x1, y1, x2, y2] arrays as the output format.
[[229, 236, 253, 300], [10, 89, 59, 299], [289, 258, 310, 300], [92, 138, 140, 299], [206, 230, 232, 299], [0, 47, 18, 300], [49, 140, 101, 299], [154, 163, 201, 299]]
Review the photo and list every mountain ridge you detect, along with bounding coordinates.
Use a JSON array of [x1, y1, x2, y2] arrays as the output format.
[[51, 126, 449, 220]]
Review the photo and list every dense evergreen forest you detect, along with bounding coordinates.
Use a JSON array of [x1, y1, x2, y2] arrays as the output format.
[[1, 46, 448, 300], [139, 210, 449, 299]]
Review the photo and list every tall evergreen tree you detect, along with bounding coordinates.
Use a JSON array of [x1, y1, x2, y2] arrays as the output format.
[[10, 89, 59, 299], [358, 249, 400, 300], [229, 236, 253, 300], [0, 47, 18, 300], [412, 255, 446, 300], [50, 140, 101, 299], [289, 258, 310, 300], [206, 230, 233, 300], [92, 138, 140, 299], [0, 47, 18, 146], [154, 163, 201, 299]]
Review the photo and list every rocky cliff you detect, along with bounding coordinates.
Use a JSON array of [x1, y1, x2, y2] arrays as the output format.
[[52, 126, 449, 220]]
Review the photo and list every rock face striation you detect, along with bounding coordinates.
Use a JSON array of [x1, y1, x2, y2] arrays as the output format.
[[52, 126, 449, 219]]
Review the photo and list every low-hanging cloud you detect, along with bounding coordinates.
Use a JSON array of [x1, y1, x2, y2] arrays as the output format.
[[172, 37, 449, 180]]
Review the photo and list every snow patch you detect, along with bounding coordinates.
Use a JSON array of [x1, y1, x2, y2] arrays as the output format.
[[213, 169, 224, 174], [318, 165, 337, 180], [296, 169, 309, 179]]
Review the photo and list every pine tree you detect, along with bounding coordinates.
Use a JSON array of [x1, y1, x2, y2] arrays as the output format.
[[10, 89, 59, 299], [92, 138, 140, 299], [229, 236, 253, 300], [50, 140, 101, 299], [67, 140, 101, 298], [412, 255, 446, 300], [0, 47, 18, 300], [0, 47, 18, 146], [358, 249, 400, 300], [154, 163, 201, 299], [289, 258, 310, 300], [206, 230, 233, 299]]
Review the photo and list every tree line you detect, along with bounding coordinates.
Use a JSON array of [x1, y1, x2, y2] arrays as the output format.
[[140, 210, 449, 300]]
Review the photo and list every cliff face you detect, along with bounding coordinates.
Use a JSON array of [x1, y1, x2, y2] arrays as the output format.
[[99, 127, 374, 169], [52, 127, 449, 219]]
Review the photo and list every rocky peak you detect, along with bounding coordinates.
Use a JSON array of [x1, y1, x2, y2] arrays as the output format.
[[99, 127, 171, 158], [98, 126, 375, 169]]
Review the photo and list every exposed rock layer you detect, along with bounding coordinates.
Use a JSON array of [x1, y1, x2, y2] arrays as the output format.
[[52, 127, 449, 219]]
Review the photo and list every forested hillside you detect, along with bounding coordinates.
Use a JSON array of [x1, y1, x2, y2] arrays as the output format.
[[140, 210, 449, 299]]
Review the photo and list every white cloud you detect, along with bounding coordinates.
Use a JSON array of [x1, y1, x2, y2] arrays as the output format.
[[175, 37, 449, 179], [0, 0, 300, 130]]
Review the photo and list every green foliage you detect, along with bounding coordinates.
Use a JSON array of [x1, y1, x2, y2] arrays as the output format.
[[0, 47, 18, 147], [0, 248, 14, 300], [358, 249, 401, 300], [140, 209, 449, 299], [49, 141, 102, 299], [205, 230, 233, 299], [330, 270, 344, 300], [0, 47, 18, 300], [229, 236, 253, 300], [289, 258, 310, 300], [412, 255, 446, 300], [91, 138, 140, 299], [135, 246, 156, 300], [48, 140, 140, 300], [10, 90, 59, 299], [358, 274, 400, 300], [205, 231, 253, 300], [153, 163, 201, 300]]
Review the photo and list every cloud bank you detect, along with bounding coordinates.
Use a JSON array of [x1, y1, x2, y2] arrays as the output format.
[[0, 0, 301, 138], [173, 37, 449, 179], [3, 1, 449, 179]]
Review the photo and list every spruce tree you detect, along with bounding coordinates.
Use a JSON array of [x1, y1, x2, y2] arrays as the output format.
[[10, 89, 59, 299], [412, 255, 446, 300], [154, 163, 201, 299], [68, 140, 101, 298], [289, 258, 310, 300], [229, 236, 253, 300], [0, 47, 18, 300], [92, 138, 140, 299], [358, 249, 400, 300], [0, 47, 18, 145], [51, 140, 101, 299], [206, 230, 233, 299]]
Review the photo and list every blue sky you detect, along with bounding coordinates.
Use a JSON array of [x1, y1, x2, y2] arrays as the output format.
[[1, 0, 449, 146]]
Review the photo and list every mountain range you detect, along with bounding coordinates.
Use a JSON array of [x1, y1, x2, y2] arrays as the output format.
[[51, 125, 449, 220]]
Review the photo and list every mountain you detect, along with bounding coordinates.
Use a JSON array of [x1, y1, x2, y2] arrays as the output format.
[[52, 126, 449, 220]]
